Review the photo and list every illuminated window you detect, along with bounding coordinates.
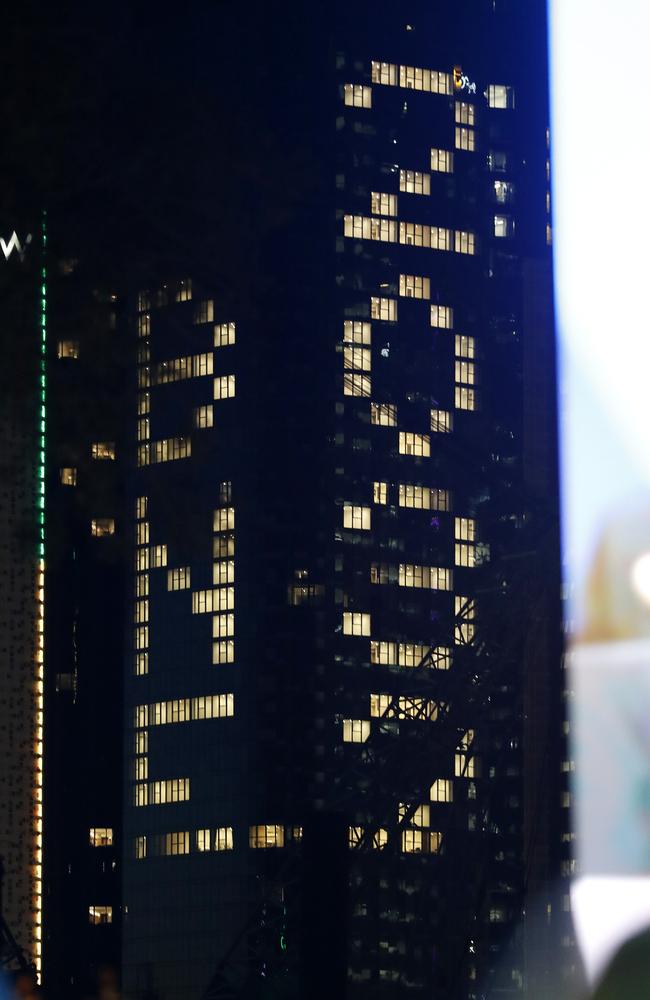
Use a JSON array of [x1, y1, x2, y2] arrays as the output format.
[[373, 481, 388, 504], [370, 297, 397, 322], [57, 340, 79, 359], [431, 409, 453, 433], [455, 517, 476, 542], [60, 467, 77, 486], [214, 507, 235, 532], [430, 779, 453, 803], [167, 567, 191, 591], [343, 215, 397, 242], [455, 361, 476, 385], [136, 522, 149, 546], [134, 652, 148, 676], [343, 719, 371, 743], [137, 417, 150, 442], [192, 588, 234, 613], [216, 827, 234, 851], [455, 386, 476, 411], [135, 496, 148, 520], [399, 432, 430, 457], [488, 150, 508, 173], [455, 544, 476, 568], [455, 754, 477, 778], [249, 825, 285, 849], [215, 322, 236, 347], [137, 290, 150, 312], [91, 518, 115, 537], [150, 544, 167, 568], [138, 392, 150, 415], [159, 832, 190, 856], [192, 354, 213, 377], [91, 442, 115, 460], [140, 778, 190, 805], [214, 375, 236, 399], [343, 83, 372, 108], [196, 829, 215, 852], [134, 626, 149, 650], [138, 313, 150, 338], [134, 575, 148, 597], [133, 757, 148, 780], [135, 549, 149, 572], [134, 600, 149, 624], [371, 61, 397, 85], [398, 564, 452, 591], [431, 148, 453, 173], [455, 230, 476, 255], [371, 403, 397, 426], [455, 127, 476, 152], [398, 485, 450, 511], [89, 906, 112, 925], [343, 612, 371, 636], [430, 305, 453, 329], [344, 346, 372, 371], [135, 836, 147, 860], [400, 170, 430, 195], [371, 192, 397, 216], [455, 101, 475, 126], [344, 373, 372, 397], [213, 640, 235, 664], [191, 693, 234, 719], [193, 405, 213, 429], [213, 613, 235, 638], [494, 180, 514, 204], [399, 222, 451, 251], [398, 65, 451, 94], [399, 274, 430, 299], [175, 279, 192, 302], [214, 533, 235, 557], [140, 437, 191, 466], [494, 215, 514, 238], [343, 320, 371, 345], [343, 504, 371, 530], [455, 335, 475, 359], [89, 828, 113, 847], [488, 84, 515, 109], [194, 300, 214, 324]]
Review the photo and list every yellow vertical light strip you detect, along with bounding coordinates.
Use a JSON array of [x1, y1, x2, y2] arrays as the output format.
[[32, 211, 47, 977]]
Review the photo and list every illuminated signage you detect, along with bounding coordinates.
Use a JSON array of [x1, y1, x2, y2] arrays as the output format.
[[453, 66, 476, 95], [1, 231, 32, 261]]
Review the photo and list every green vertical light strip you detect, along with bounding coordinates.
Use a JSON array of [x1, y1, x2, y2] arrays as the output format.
[[33, 210, 47, 975]]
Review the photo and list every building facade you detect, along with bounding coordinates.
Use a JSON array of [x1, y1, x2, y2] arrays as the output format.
[[120, 2, 560, 999]]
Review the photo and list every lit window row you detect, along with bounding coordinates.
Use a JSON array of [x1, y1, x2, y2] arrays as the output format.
[[213, 559, 235, 585], [343, 320, 371, 345], [431, 409, 453, 433], [288, 583, 324, 605], [455, 595, 476, 645], [487, 84, 515, 109], [371, 403, 397, 426], [153, 352, 214, 385], [431, 779, 453, 802], [370, 641, 452, 670], [214, 532, 235, 557], [89, 906, 112, 925], [194, 405, 214, 429], [134, 693, 234, 728], [89, 828, 113, 847], [215, 322, 236, 347], [399, 431, 430, 457], [343, 83, 372, 108], [399, 563, 452, 590], [455, 101, 475, 126], [138, 437, 191, 466], [494, 214, 515, 239], [192, 587, 234, 613], [455, 334, 475, 358], [343, 216, 476, 255], [402, 830, 441, 854], [400, 170, 430, 195], [370, 61, 451, 95], [343, 612, 371, 636], [214, 506, 235, 532], [399, 274, 430, 299], [398, 484, 450, 511], [134, 498, 150, 675], [91, 518, 115, 537], [214, 374, 236, 399], [370, 693, 440, 721], [343, 503, 371, 530], [455, 127, 476, 152], [57, 340, 79, 359], [455, 754, 478, 778], [371, 192, 397, 216], [455, 386, 476, 411], [91, 441, 115, 460], [344, 373, 371, 397], [133, 778, 190, 807], [371, 296, 397, 322], [431, 305, 453, 329], [168, 567, 191, 590], [431, 147, 454, 173], [348, 826, 388, 849], [343, 719, 370, 743], [343, 346, 371, 371], [249, 825, 284, 849]]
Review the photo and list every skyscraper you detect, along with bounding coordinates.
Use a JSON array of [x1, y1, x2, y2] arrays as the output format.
[[1, 2, 561, 997], [119, 3, 559, 998]]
